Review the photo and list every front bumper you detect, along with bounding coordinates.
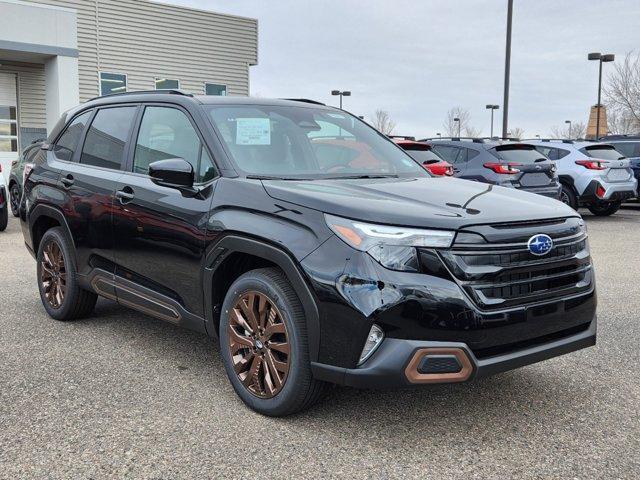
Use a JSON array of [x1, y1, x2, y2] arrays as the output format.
[[312, 317, 596, 388]]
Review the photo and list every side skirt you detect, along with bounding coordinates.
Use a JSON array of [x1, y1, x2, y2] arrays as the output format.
[[84, 268, 207, 335]]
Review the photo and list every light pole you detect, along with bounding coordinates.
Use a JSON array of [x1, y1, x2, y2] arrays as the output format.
[[331, 90, 351, 109], [486, 104, 499, 138], [502, 0, 513, 139], [453, 117, 461, 137], [565, 119, 572, 138], [588, 52, 614, 139]]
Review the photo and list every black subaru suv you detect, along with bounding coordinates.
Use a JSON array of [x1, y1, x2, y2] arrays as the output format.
[[20, 92, 596, 416]]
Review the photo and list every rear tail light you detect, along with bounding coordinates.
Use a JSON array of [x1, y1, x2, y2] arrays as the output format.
[[483, 162, 522, 174], [23, 163, 35, 185], [596, 184, 606, 199], [445, 165, 454, 176], [576, 160, 609, 170]]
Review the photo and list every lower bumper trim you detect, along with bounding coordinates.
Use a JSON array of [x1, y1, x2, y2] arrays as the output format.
[[311, 317, 596, 388]]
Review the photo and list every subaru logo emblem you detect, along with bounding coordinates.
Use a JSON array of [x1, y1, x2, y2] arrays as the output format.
[[528, 234, 553, 256]]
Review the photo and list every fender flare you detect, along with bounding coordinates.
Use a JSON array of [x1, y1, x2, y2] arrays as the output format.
[[203, 234, 320, 362], [28, 204, 75, 257], [558, 175, 575, 188]]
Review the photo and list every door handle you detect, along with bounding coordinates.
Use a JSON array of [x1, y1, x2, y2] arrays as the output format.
[[115, 187, 135, 204], [61, 175, 74, 188]]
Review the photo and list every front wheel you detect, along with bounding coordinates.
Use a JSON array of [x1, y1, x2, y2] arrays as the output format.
[[219, 267, 328, 416], [587, 201, 621, 216]]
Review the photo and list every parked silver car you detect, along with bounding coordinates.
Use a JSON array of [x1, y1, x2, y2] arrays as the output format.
[[527, 139, 637, 216]]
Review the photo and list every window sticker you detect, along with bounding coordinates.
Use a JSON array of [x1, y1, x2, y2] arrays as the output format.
[[236, 118, 271, 145]]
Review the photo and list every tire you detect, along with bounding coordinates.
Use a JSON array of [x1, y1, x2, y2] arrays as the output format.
[[0, 204, 7, 232], [36, 227, 98, 321], [219, 267, 328, 416], [587, 201, 621, 216], [9, 182, 20, 217], [560, 184, 578, 210]]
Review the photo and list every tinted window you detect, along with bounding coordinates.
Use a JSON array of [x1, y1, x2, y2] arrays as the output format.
[[405, 149, 443, 163], [466, 148, 479, 161], [610, 142, 640, 158], [53, 111, 92, 162], [557, 148, 570, 159], [134, 106, 215, 183], [582, 146, 625, 160], [433, 145, 458, 163], [207, 105, 425, 178], [493, 145, 547, 163], [80, 107, 137, 169]]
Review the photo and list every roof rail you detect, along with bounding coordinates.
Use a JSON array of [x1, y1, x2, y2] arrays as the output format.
[[419, 137, 487, 143], [86, 89, 194, 102], [282, 98, 326, 106], [389, 135, 416, 141], [523, 138, 575, 144]]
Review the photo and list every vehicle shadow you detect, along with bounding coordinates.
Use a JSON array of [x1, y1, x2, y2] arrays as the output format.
[[83, 298, 594, 439]]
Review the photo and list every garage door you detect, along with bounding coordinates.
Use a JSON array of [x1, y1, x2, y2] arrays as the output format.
[[0, 72, 19, 184]]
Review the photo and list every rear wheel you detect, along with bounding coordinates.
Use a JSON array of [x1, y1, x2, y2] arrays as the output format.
[[0, 203, 7, 231], [9, 183, 20, 217], [219, 267, 328, 416], [560, 184, 578, 210], [37, 227, 97, 320], [587, 201, 621, 216]]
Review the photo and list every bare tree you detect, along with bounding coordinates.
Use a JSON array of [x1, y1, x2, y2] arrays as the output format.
[[603, 51, 640, 132], [443, 107, 481, 137], [508, 127, 525, 139], [372, 110, 396, 135], [607, 109, 637, 135], [549, 121, 586, 139]]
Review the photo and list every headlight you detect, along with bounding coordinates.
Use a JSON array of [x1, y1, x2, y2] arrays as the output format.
[[325, 214, 454, 271]]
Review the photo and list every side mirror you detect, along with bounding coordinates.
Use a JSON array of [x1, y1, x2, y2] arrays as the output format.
[[149, 158, 194, 189], [41, 143, 51, 151]]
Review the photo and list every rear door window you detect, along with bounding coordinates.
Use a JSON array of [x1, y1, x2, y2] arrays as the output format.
[[80, 106, 137, 169], [52, 111, 92, 162], [581, 145, 625, 160]]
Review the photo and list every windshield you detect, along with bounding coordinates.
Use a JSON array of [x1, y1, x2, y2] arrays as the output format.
[[206, 105, 426, 179], [583, 146, 625, 160], [492, 145, 547, 163]]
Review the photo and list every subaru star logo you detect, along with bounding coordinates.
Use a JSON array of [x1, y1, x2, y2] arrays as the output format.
[[528, 234, 553, 256]]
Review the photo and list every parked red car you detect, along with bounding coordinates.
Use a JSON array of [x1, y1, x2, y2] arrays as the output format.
[[393, 139, 454, 176]]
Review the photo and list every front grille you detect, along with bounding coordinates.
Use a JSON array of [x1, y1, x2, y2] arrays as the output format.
[[438, 219, 593, 310]]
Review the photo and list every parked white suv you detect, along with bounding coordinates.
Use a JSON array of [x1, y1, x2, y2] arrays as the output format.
[[527, 140, 637, 216]]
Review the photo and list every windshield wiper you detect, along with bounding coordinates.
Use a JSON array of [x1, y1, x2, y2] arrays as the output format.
[[326, 174, 399, 179], [246, 175, 314, 181]]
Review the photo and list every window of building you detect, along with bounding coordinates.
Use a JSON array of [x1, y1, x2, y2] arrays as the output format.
[[0, 105, 18, 152], [80, 107, 137, 169], [155, 78, 180, 90], [52, 111, 92, 162], [205, 83, 227, 96], [133, 106, 215, 183], [100, 72, 127, 96]]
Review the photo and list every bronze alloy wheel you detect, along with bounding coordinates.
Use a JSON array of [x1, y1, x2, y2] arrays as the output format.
[[40, 240, 67, 309], [227, 291, 290, 398]]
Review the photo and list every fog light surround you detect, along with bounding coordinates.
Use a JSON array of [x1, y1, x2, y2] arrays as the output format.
[[358, 324, 384, 365]]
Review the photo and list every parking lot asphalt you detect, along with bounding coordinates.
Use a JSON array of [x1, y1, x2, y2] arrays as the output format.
[[1, 208, 639, 479]]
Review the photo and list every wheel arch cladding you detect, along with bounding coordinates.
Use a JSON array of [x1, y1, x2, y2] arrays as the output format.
[[29, 205, 73, 256], [204, 235, 321, 362]]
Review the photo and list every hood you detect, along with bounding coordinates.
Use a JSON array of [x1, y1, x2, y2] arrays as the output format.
[[263, 177, 577, 230]]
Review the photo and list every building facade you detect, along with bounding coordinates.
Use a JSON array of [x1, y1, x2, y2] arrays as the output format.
[[0, 0, 258, 180]]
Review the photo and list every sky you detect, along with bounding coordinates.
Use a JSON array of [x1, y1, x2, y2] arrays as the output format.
[[158, 0, 640, 138]]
